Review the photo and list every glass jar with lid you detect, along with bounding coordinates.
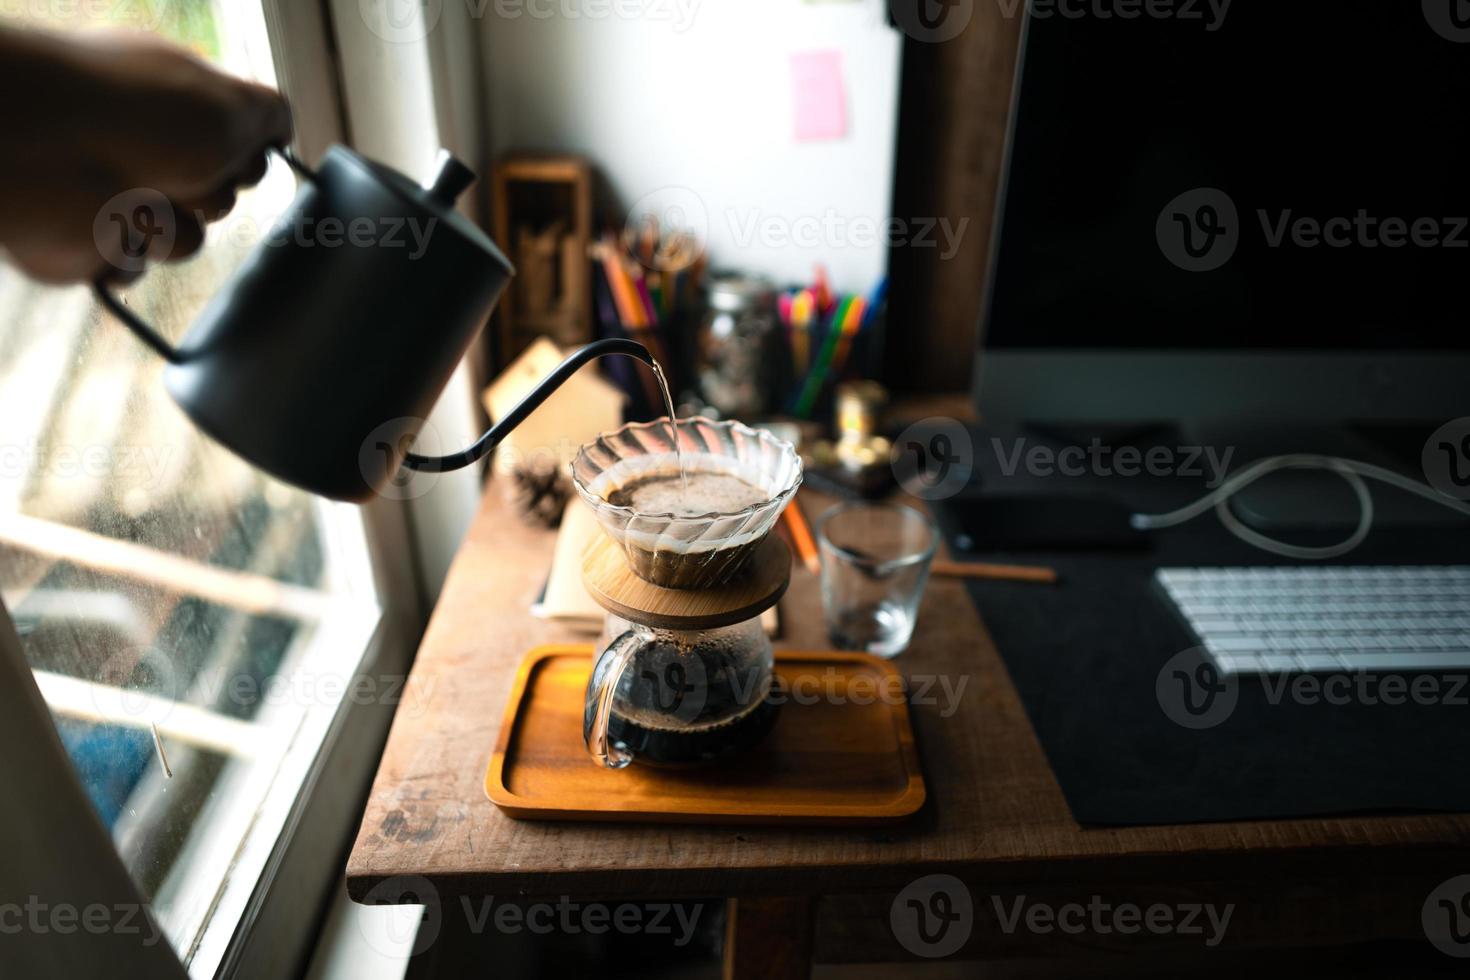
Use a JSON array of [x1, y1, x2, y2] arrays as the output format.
[[697, 274, 778, 418]]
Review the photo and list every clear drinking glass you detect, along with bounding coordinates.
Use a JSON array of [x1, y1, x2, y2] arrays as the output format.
[[817, 503, 938, 657]]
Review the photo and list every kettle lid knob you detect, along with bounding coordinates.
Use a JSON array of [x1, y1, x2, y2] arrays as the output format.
[[424, 149, 476, 205]]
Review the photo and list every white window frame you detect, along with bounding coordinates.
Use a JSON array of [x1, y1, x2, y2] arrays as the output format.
[[0, 0, 488, 975]]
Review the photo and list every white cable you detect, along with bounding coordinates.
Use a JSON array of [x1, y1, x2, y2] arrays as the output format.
[[1129, 453, 1470, 560]]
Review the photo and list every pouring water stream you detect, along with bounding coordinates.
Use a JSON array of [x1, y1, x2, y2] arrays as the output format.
[[649, 360, 688, 496]]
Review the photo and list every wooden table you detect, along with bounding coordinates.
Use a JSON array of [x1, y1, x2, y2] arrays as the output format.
[[346, 481, 1470, 975]]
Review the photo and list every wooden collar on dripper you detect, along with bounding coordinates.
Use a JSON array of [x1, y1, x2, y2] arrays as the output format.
[[580, 533, 791, 631]]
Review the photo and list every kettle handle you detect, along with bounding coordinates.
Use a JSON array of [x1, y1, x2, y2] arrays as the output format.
[[93, 146, 318, 365], [583, 628, 644, 768], [401, 338, 655, 473]]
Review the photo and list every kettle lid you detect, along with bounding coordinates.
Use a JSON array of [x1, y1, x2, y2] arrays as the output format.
[[326, 145, 511, 271]]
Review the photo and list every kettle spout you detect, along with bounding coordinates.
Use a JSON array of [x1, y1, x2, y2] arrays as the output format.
[[402, 338, 656, 473]]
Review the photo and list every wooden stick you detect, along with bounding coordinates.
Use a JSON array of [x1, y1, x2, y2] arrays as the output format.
[[930, 559, 1058, 584]]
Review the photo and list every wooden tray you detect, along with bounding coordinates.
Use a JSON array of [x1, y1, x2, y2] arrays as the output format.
[[485, 646, 926, 826]]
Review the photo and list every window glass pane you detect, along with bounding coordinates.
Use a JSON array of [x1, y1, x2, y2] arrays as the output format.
[[0, 1, 378, 966]]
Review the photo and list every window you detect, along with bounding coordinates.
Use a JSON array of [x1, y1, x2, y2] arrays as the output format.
[[0, 2, 387, 973]]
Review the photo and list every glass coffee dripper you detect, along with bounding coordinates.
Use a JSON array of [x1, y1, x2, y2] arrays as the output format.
[[571, 417, 803, 590]]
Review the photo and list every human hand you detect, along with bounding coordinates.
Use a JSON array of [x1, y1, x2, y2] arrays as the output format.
[[0, 27, 292, 284]]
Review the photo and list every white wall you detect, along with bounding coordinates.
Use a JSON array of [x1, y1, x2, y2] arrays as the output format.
[[481, 0, 902, 293], [332, 0, 486, 603]]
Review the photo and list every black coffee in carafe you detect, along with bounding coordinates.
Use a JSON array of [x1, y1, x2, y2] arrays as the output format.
[[584, 619, 779, 767], [607, 696, 779, 767]]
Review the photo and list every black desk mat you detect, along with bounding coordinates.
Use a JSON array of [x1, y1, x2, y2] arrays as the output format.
[[942, 504, 1470, 827]]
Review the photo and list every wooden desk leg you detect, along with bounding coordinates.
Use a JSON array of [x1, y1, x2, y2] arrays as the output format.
[[723, 896, 814, 980]]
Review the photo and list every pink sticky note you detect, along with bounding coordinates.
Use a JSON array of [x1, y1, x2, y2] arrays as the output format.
[[791, 50, 847, 142]]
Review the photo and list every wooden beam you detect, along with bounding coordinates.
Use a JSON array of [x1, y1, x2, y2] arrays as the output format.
[[0, 511, 333, 621], [723, 896, 814, 980], [31, 669, 263, 758]]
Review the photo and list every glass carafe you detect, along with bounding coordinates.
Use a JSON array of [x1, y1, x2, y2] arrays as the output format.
[[584, 614, 778, 768]]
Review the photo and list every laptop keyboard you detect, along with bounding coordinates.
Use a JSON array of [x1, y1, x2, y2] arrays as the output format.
[[1154, 566, 1470, 675]]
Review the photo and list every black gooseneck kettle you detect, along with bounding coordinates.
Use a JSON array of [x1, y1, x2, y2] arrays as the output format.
[[95, 144, 652, 502]]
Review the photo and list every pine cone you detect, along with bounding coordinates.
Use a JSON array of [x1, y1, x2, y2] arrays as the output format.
[[505, 461, 571, 528]]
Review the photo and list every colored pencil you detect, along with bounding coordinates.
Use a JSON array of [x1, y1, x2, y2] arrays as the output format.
[[794, 296, 852, 417], [813, 264, 833, 313], [790, 290, 814, 378], [634, 275, 658, 328], [781, 498, 822, 574], [598, 238, 642, 328], [827, 296, 867, 381]]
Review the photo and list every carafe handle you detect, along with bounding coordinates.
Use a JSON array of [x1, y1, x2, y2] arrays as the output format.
[[583, 629, 644, 769]]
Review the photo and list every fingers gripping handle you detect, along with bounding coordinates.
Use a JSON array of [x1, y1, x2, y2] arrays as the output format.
[[93, 146, 317, 365]]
